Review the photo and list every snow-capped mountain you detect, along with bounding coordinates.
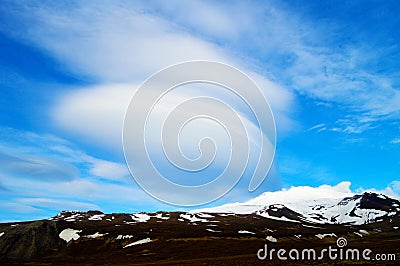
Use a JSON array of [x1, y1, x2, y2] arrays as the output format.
[[194, 182, 400, 225]]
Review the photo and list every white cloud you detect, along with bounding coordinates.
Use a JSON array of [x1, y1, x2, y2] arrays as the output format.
[[142, 0, 254, 40], [391, 138, 400, 144], [0, 125, 281, 215], [0, 151, 79, 182], [4, 2, 228, 83], [389, 181, 400, 193], [159, 2, 400, 125], [319, 116, 378, 135], [16, 198, 99, 212], [307, 123, 326, 132], [0, 127, 130, 183], [50, 143, 131, 181], [52, 78, 293, 155], [0, 201, 41, 214], [356, 181, 400, 200], [88, 159, 129, 181], [1, 1, 398, 137], [30, 2, 294, 151], [0, 128, 173, 220], [246, 182, 353, 206], [52, 84, 134, 151], [23, 1, 396, 139]]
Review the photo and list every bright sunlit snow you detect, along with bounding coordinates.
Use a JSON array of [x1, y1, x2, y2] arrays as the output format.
[[123, 238, 151, 248], [59, 229, 82, 242]]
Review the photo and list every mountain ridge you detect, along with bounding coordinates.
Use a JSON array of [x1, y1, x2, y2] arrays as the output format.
[[1, 188, 399, 264]]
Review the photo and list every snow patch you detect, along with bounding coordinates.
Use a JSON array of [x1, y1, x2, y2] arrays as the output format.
[[59, 229, 82, 242], [0, 232, 4, 237], [206, 229, 221, 233], [131, 213, 151, 223], [155, 213, 170, 220], [266, 236, 277, 242], [196, 213, 215, 218], [123, 238, 151, 248], [256, 210, 301, 223], [302, 224, 324, 229], [316, 233, 336, 239], [85, 232, 108, 238], [117, 235, 134, 240], [219, 213, 236, 216], [180, 213, 209, 223], [238, 230, 255, 234], [64, 213, 82, 221], [270, 204, 285, 211], [88, 214, 105, 221]]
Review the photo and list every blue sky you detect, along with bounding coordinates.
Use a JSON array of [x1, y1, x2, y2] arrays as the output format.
[[0, 0, 399, 221]]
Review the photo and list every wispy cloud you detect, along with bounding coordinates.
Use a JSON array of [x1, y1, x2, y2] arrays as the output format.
[[0, 127, 130, 183], [391, 138, 400, 144], [356, 180, 400, 200], [0, 2, 295, 151], [153, 1, 400, 130], [4, 1, 397, 139], [312, 115, 379, 135], [0, 182, 9, 191], [331, 117, 377, 134], [147, 2, 399, 131], [0, 152, 78, 182], [0, 127, 154, 220], [0, 199, 99, 222], [0, 2, 228, 82], [307, 123, 327, 132], [0, 127, 280, 220], [1, 0, 399, 127], [16, 198, 100, 212]]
